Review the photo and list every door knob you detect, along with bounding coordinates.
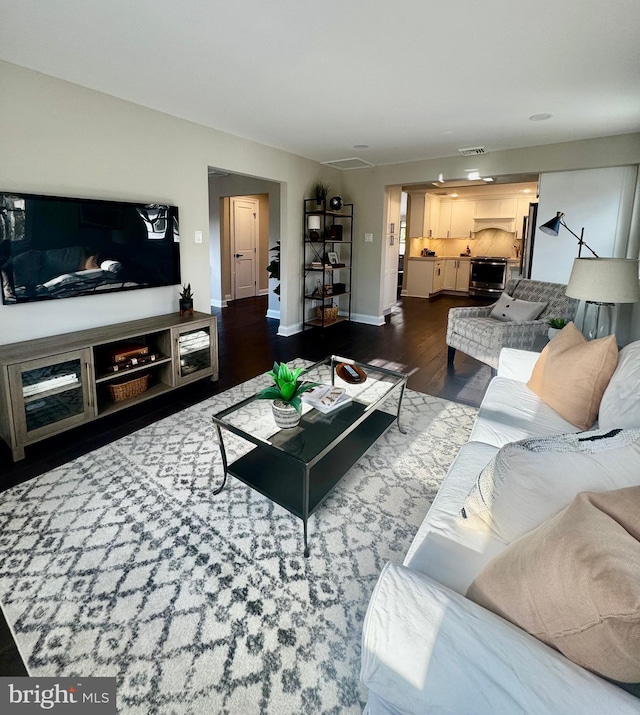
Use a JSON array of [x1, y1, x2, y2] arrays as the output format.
[[234, 253, 243, 258]]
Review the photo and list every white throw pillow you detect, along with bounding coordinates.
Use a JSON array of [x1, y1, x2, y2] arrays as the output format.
[[489, 292, 547, 322], [460, 427, 640, 543], [599, 340, 640, 430]]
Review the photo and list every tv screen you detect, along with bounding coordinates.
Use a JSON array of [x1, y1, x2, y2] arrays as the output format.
[[0, 192, 181, 305]]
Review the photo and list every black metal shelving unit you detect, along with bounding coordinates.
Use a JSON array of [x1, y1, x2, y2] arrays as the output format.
[[303, 198, 353, 330]]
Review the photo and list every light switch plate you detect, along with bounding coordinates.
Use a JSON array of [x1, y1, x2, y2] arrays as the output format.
[[364, 233, 373, 242], [195, 231, 203, 244]]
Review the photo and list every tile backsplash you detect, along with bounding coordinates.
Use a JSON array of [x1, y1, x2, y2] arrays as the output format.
[[409, 229, 523, 258]]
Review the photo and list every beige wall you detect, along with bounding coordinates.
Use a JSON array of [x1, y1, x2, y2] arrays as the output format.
[[0, 60, 338, 344]]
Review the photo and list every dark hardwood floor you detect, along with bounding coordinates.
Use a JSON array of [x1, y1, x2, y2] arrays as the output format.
[[0, 293, 491, 675]]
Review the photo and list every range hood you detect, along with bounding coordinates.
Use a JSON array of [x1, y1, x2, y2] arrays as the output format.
[[473, 216, 516, 233]]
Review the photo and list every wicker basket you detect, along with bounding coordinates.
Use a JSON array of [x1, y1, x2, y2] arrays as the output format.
[[316, 304, 339, 323], [109, 373, 150, 402]]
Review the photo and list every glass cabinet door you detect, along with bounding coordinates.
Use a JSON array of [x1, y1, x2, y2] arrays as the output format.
[[10, 349, 93, 442], [174, 324, 214, 384]]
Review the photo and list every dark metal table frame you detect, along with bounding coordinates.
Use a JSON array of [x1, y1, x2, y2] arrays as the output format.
[[211, 355, 407, 557]]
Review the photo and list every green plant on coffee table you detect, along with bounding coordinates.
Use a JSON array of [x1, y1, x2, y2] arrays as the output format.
[[548, 318, 567, 330], [256, 362, 319, 412]]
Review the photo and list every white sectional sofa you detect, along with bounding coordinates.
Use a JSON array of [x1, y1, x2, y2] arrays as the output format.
[[361, 346, 640, 714]]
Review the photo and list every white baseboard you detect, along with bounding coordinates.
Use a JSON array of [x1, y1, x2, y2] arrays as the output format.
[[210, 298, 228, 308], [350, 312, 385, 326], [259, 288, 270, 296], [277, 322, 303, 337], [266, 308, 281, 320]]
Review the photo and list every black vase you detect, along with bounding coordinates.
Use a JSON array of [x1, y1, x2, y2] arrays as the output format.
[[179, 298, 194, 316]]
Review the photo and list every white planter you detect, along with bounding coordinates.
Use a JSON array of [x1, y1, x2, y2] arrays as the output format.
[[271, 400, 301, 429], [548, 327, 561, 340]]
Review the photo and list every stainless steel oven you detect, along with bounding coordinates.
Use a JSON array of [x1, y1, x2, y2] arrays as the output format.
[[469, 257, 508, 298]]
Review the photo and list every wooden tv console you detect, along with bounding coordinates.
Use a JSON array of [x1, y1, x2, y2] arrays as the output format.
[[0, 311, 218, 461]]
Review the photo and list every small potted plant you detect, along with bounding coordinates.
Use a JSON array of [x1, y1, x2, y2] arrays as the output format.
[[256, 362, 318, 429], [311, 180, 331, 211], [179, 283, 194, 316], [547, 318, 566, 340]]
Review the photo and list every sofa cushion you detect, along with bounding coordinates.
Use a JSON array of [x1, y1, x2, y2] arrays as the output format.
[[490, 292, 547, 322], [527, 322, 618, 430], [469, 376, 580, 448], [466, 487, 640, 683], [599, 340, 640, 430], [362, 563, 640, 715], [460, 427, 640, 543]]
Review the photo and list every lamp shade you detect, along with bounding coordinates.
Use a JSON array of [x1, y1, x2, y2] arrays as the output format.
[[539, 211, 564, 236], [308, 216, 321, 230], [566, 258, 640, 304]]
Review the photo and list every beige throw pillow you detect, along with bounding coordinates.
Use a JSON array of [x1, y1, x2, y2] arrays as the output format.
[[466, 487, 640, 683], [527, 322, 618, 430]]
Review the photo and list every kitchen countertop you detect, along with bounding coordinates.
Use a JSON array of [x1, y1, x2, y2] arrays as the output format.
[[408, 256, 520, 262]]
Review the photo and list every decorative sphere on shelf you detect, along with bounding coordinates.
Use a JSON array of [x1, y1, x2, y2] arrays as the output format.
[[329, 196, 343, 211]]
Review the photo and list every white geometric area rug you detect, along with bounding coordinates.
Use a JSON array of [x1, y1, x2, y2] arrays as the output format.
[[0, 371, 476, 714]]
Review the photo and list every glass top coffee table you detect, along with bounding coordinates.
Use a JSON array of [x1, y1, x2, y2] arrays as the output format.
[[211, 355, 408, 556]]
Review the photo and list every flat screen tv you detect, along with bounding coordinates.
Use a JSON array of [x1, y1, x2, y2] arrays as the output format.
[[0, 192, 181, 305]]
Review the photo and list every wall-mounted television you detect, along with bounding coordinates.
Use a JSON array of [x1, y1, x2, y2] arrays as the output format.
[[0, 192, 181, 305]]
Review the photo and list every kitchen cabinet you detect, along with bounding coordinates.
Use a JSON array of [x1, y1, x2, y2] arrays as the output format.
[[474, 198, 516, 219], [408, 192, 441, 238], [408, 192, 426, 239], [433, 260, 445, 292], [405, 258, 442, 297], [444, 259, 470, 292], [437, 202, 452, 238], [437, 201, 474, 238], [424, 195, 440, 238]]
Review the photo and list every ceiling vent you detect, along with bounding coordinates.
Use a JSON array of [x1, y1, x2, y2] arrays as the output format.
[[457, 146, 486, 156], [321, 157, 374, 170]]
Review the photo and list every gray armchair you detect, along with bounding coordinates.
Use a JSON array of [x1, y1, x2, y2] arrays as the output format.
[[446, 279, 579, 370]]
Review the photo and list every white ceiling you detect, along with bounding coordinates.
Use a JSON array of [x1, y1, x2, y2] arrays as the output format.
[[1, 0, 639, 167]]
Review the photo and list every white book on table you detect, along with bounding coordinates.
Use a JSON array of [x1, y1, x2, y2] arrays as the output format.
[[301, 385, 352, 414]]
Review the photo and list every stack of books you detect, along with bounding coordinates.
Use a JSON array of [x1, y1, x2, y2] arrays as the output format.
[[301, 385, 352, 414]]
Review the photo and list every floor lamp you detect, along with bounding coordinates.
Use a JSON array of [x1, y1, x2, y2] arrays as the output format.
[[566, 258, 640, 340], [539, 211, 599, 258]]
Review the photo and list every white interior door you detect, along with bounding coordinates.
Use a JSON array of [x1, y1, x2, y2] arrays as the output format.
[[383, 186, 402, 312], [231, 197, 258, 300]]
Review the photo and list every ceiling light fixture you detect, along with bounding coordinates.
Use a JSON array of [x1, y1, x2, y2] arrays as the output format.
[[529, 113, 552, 121], [353, 144, 369, 149]]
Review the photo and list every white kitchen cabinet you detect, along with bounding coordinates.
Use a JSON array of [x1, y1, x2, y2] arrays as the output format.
[[474, 198, 516, 219], [433, 260, 445, 292], [443, 260, 457, 290], [437, 202, 452, 238], [408, 192, 426, 238], [437, 201, 474, 238], [408, 192, 441, 239], [424, 194, 440, 238], [443, 259, 470, 292], [450, 201, 475, 238], [456, 260, 471, 292]]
